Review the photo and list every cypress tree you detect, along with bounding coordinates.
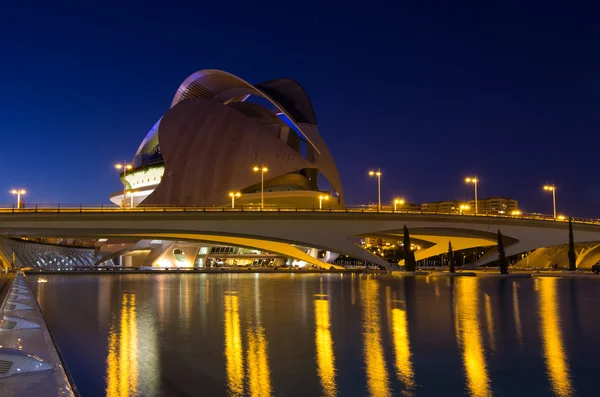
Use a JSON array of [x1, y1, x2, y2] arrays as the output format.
[[568, 216, 576, 271], [403, 225, 417, 271], [498, 229, 508, 274], [448, 241, 455, 273]]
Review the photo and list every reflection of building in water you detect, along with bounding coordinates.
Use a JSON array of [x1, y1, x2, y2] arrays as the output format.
[[454, 278, 491, 397], [223, 282, 272, 397], [536, 278, 573, 397], [224, 293, 244, 396], [361, 277, 391, 397], [314, 296, 337, 397]]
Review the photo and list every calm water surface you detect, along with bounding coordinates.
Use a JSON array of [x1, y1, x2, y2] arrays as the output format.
[[28, 273, 600, 396]]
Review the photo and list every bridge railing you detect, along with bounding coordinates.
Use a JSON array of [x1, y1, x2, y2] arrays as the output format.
[[0, 204, 597, 225]]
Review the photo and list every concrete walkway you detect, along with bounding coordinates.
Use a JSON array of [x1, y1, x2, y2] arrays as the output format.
[[0, 273, 76, 396]]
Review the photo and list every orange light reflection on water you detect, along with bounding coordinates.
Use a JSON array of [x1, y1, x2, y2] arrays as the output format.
[[391, 307, 415, 393], [315, 298, 337, 397], [224, 294, 244, 396], [455, 278, 491, 397], [106, 293, 139, 397], [361, 277, 391, 397], [536, 278, 573, 397]]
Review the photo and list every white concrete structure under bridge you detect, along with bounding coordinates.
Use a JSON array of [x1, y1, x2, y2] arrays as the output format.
[[0, 237, 114, 269], [96, 239, 296, 269], [2, 208, 600, 269]]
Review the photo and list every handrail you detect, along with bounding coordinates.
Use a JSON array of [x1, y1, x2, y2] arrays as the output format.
[[0, 204, 596, 225]]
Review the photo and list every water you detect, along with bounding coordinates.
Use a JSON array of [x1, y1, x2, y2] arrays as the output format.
[[28, 273, 600, 397]]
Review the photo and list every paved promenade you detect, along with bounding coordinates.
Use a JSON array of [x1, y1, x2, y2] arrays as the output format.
[[0, 273, 76, 396]]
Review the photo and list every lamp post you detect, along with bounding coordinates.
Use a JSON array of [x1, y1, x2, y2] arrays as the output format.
[[252, 165, 268, 209], [319, 194, 329, 209], [368, 168, 382, 211], [459, 204, 470, 214], [10, 189, 26, 209], [543, 185, 557, 219], [229, 191, 241, 208], [465, 177, 479, 214], [394, 198, 405, 212], [115, 162, 133, 208]]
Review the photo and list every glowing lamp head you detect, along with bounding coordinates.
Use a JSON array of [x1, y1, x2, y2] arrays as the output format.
[[229, 192, 241, 198], [465, 177, 478, 183], [10, 189, 25, 195], [460, 204, 470, 210], [253, 166, 268, 172], [558, 215, 566, 220], [394, 199, 405, 205], [368, 170, 381, 177], [319, 195, 330, 201], [115, 163, 132, 170], [543, 185, 555, 191], [511, 210, 522, 216]]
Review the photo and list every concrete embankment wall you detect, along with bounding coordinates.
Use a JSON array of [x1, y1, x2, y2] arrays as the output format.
[[0, 272, 76, 396]]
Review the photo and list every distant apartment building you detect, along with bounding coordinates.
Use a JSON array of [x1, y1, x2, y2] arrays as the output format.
[[421, 201, 462, 213], [468, 197, 519, 214], [421, 197, 518, 214]]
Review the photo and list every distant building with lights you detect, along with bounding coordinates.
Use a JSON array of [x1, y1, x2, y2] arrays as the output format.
[[468, 197, 519, 214], [421, 197, 518, 215]]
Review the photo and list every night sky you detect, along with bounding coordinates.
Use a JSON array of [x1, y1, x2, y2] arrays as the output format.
[[1, 1, 599, 216]]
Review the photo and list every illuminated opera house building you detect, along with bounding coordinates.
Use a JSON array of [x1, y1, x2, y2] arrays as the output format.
[[110, 69, 343, 209], [104, 69, 345, 268]]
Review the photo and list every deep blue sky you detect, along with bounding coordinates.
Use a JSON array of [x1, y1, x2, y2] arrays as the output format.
[[1, 1, 599, 216]]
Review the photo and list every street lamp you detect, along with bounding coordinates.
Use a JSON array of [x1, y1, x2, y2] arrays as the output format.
[[543, 185, 557, 219], [465, 177, 478, 214], [115, 162, 133, 208], [394, 198, 405, 212], [368, 169, 382, 211], [319, 194, 330, 209], [252, 165, 268, 209], [229, 191, 241, 208], [511, 210, 522, 216], [10, 189, 26, 209], [459, 204, 470, 214]]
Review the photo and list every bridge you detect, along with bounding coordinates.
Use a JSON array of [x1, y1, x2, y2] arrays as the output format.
[[2, 205, 600, 269]]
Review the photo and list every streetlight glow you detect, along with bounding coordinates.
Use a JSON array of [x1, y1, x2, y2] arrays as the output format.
[[543, 184, 557, 219], [464, 176, 479, 214], [253, 165, 268, 209], [511, 210, 522, 216], [10, 189, 26, 209], [318, 194, 330, 209], [115, 161, 133, 208], [394, 198, 405, 211], [368, 168, 382, 211], [229, 191, 241, 208]]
